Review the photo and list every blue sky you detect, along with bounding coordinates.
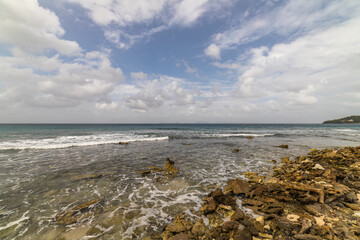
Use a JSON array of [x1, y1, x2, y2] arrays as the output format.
[[0, 0, 360, 123]]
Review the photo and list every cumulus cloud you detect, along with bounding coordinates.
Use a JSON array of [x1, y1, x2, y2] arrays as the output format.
[[234, 15, 360, 107], [68, 0, 233, 49], [204, 44, 221, 59], [0, 0, 81, 55], [125, 76, 196, 111], [0, 0, 124, 110], [131, 72, 148, 80]]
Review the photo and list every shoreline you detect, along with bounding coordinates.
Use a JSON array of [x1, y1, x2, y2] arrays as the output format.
[[161, 146, 360, 240]]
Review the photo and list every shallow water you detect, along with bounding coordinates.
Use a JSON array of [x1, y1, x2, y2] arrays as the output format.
[[0, 124, 359, 239]]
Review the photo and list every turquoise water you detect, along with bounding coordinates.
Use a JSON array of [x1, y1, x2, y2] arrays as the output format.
[[0, 124, 359, 239]]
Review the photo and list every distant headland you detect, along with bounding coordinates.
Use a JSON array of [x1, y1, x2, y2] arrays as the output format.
[[323, 115, 360, 124]]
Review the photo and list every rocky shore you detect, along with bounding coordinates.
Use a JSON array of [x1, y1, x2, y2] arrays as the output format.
[[162, 146, 360, 240]]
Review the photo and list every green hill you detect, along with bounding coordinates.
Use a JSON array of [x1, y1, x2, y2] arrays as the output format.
[[323, 115, 360, 124]]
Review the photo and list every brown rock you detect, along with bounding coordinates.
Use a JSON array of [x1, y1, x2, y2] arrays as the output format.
[[222, 221, 240, 232], [165, 215, 192, 233], [230, 208, 245, 221], [165, 158, 179, 175], [246, 136, 254, 139], [233, 148, 240, 153], [343, 202, 360, 210], [278, 144, 289, 148], [200, 197, 217, 214], [56, 199, 101, 225], [168, 232, 190, 240], [191, 221, 206, 236], [293, 234, 323, 240], [224, 179, 250, 195], [119, 142, 129, 145]]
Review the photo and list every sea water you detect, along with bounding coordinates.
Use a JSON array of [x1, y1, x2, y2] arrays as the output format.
[[0, 124, 359, 239]]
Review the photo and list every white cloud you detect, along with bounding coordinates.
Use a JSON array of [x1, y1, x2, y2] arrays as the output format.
[[131, 72, 148, 80], [125, 76, 196, 111], [210, 0, 360, 51], [68, 0, 233, 49], [182, 60, 197, 74], [0, 0, 81, 55], [0, 0, 124, 110], [204, 44, 221, 59], [234, 15, 360, 107]]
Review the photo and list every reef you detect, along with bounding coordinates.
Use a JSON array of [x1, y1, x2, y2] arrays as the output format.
[[162, 146, 360, 240]]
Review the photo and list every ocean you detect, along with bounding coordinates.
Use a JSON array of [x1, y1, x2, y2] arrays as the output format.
[[0, 124, 359, 239]]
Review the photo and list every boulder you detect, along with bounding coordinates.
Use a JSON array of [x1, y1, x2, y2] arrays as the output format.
[[224, 179, 250, 195]]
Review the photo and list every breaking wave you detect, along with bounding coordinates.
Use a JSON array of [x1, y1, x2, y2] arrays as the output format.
[[0, 134, 169, 150]]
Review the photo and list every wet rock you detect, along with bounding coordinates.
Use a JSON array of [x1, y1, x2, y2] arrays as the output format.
[[138, 170, 152, 176], [191, 220, 206, 236], [232, 148, 240, 153], [165, 214, 192, 233], [200, 197, 216, 214], [211, 188, 237, 208], [222, 221, 240, 232], [312, 164, 324, 170], [343, 202, 360, 210], [165, 158, 179, 176], [230, 208, 245, 221], [293, 234, 323, 240], [56, 199, 101, 225], [278, 145, 289, 148], [168, 232, 189, 240], [270, 159, 277, 163], [119, 142, 129, 145], [246, 136, 254, 139], [224, 179, 250, 195], [70, 174, 102, 181]]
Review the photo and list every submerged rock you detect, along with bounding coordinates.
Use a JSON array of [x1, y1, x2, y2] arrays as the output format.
[[277, 144, 289, 148], [165, 158, 179, 176], [56, 199, 101, 225]]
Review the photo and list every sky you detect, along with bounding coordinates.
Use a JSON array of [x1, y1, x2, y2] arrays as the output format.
[[0, 0, 360, 123]]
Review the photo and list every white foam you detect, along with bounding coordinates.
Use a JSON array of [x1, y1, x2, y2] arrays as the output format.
[[0, 211, 29, 231], [201, 133, 274, 138], [0, 134, 169, 150]]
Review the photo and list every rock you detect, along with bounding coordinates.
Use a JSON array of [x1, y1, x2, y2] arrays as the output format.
[[246, 136, 254, 139], [138, 170, 151, 176], [168, 232, 190, 240], [312, 164, 324, 170], [278, 145, 289, 148], [343, 202, 360, 210], [119, 142, 128, 145], [224, 179, 250, 195], [230, 208, 245, 221], [56, 199, 101, 225], [256, 216, 264, 225], [299, 218, 312, 234], [293, 234, 323, 240], [233, 148, 240, 153], [344, 192, 358, 203], [191, 220, 206, 236], [200, 197, 217, 214], [70, 174, 102, 181], [314, 216, 325, 226], [149, 166, 163, 172], [270, 159, 277, 163], [165, 215, 192, 233], [222, 221, 240, 232], [286, 214, 300, 222], [165, 158, 179, 175]]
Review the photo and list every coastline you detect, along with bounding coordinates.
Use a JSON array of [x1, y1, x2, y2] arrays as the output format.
[[162, 146, 360, 240]]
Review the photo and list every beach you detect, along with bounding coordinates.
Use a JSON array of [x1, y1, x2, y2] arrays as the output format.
[[0, 124, 359, 239]]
